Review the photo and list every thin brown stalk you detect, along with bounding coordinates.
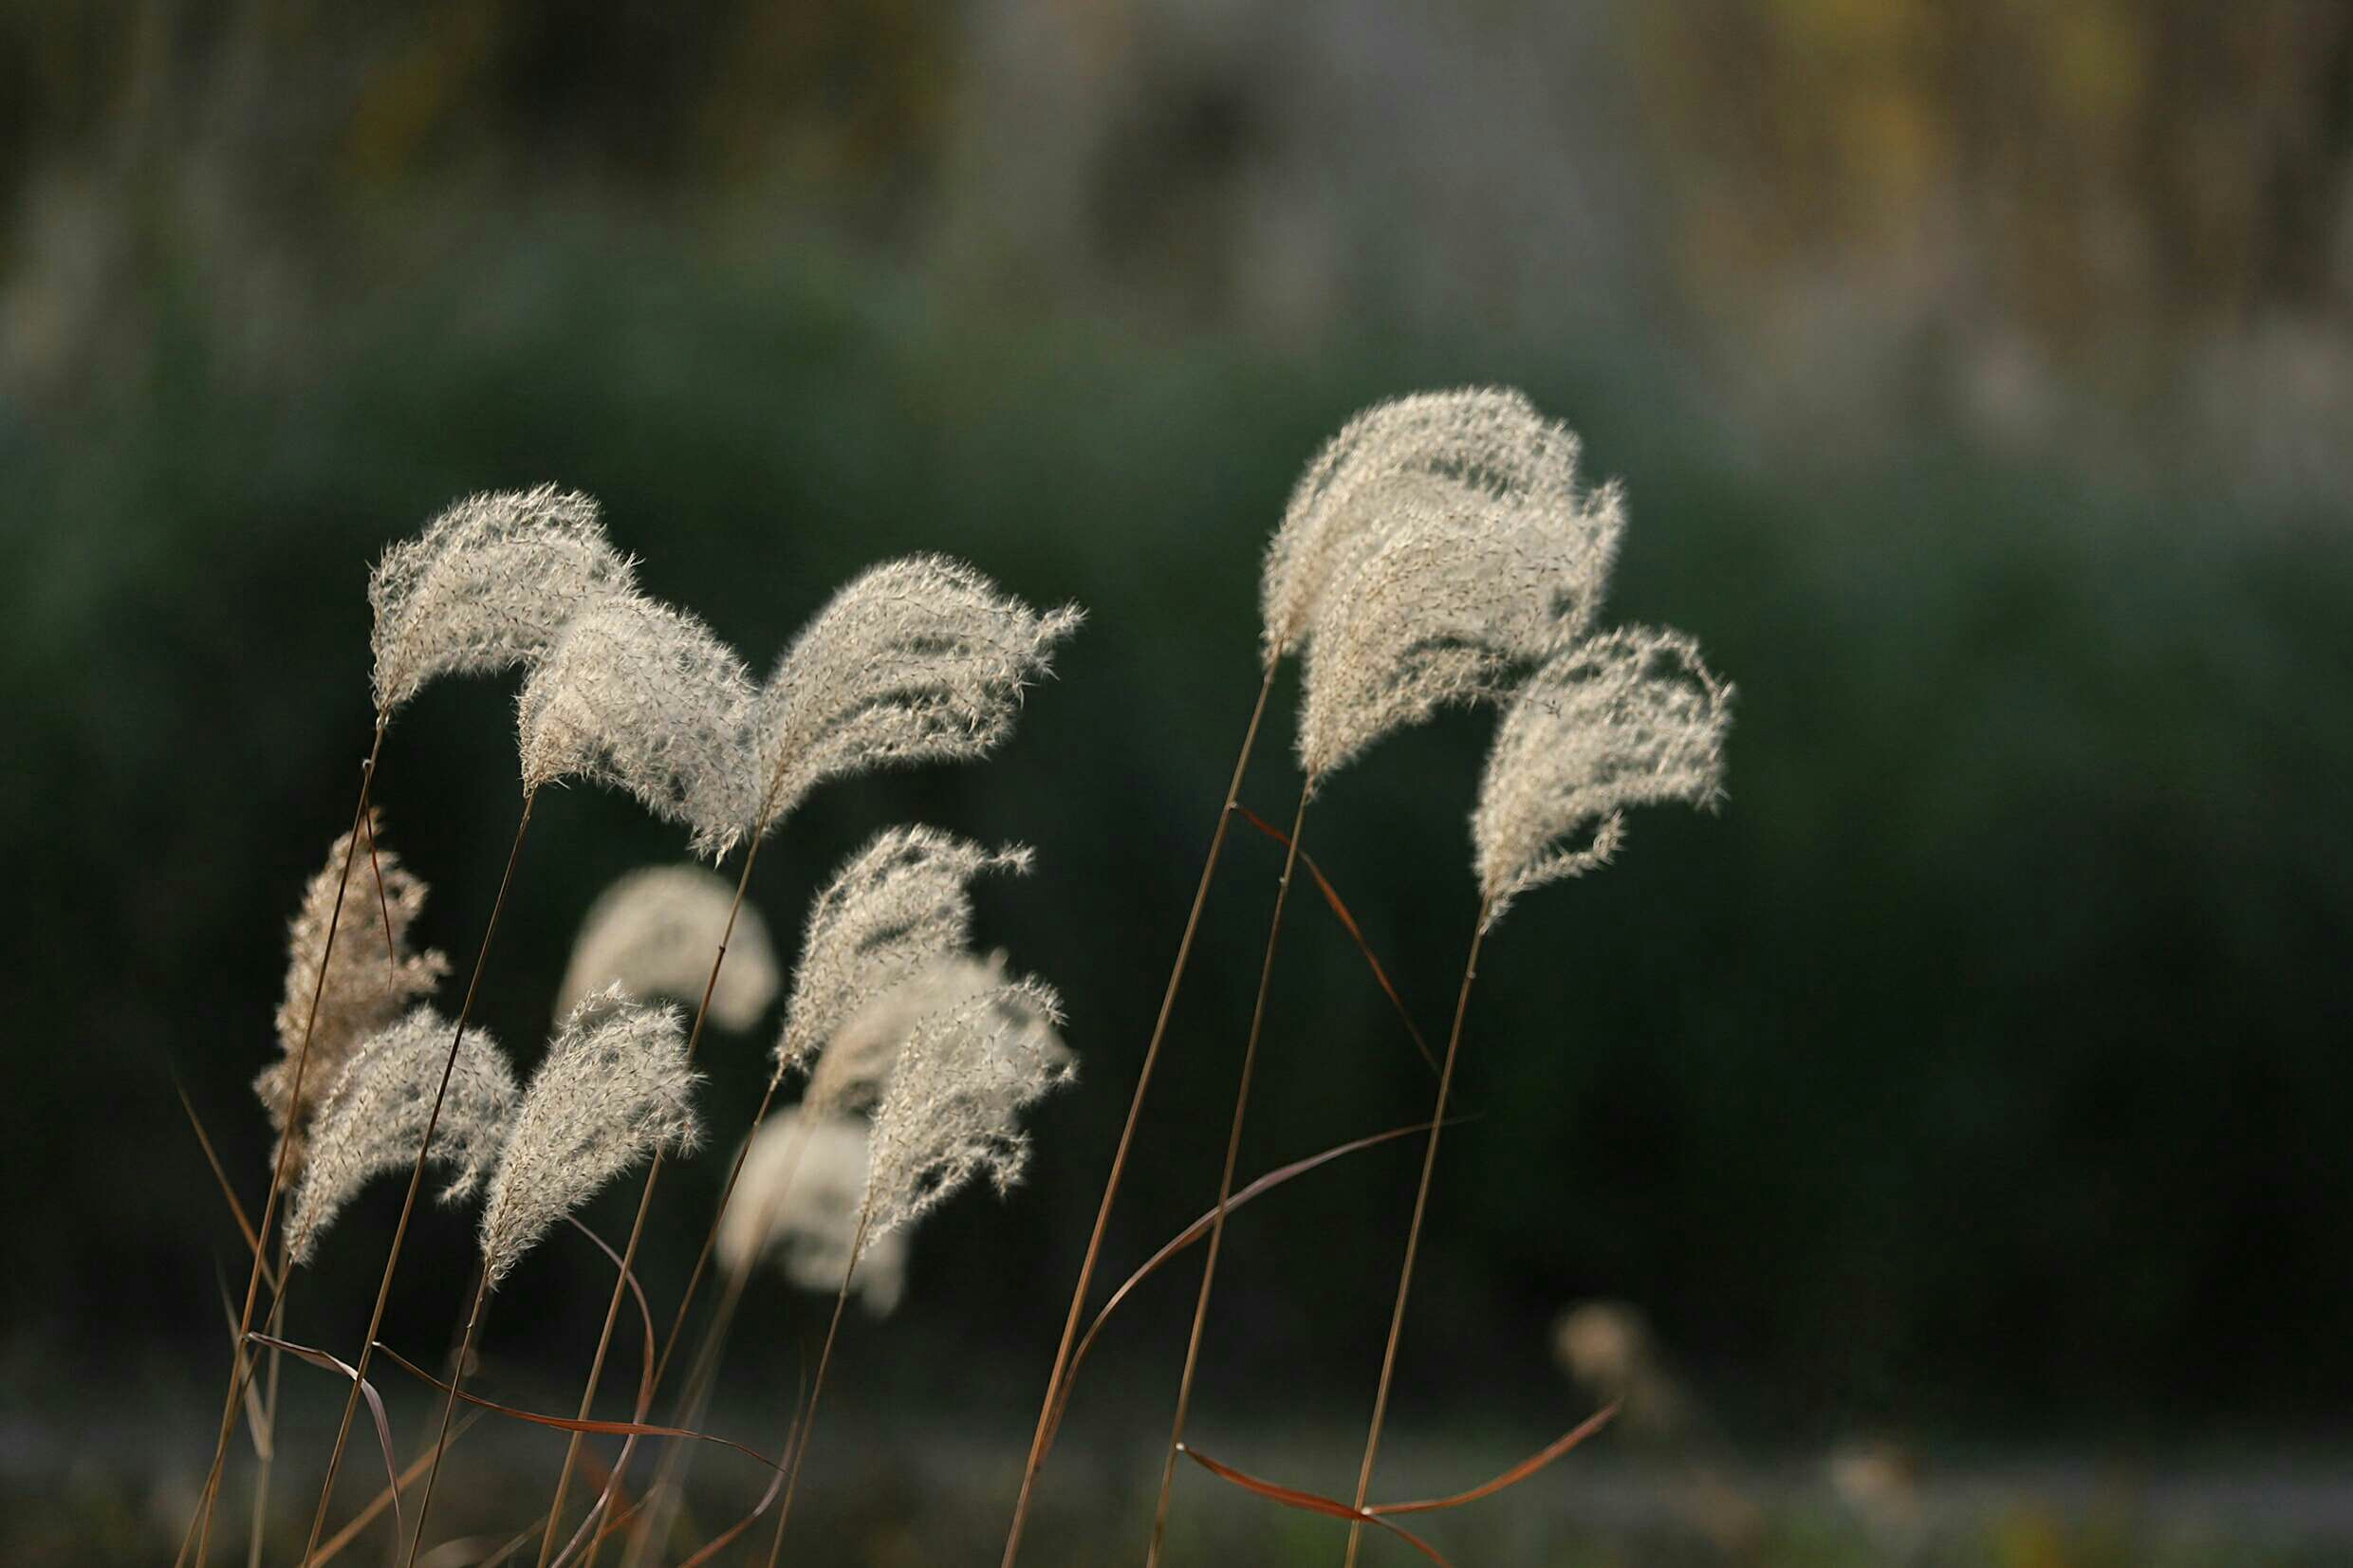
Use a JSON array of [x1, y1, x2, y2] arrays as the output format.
[[1341, 904, 1489, 1568], [187, 720, 386, 1568], [608, 1079, 807, 1568], [1001, 663, 1277, 1567], [535, 832, 766, 1567], [298, 789, 540, 1568], [245, 1245, 290, 1568], [1145, 785, 1310, 1568], [763, 1202, 871, 1568], [403, 1271, 494, 1567]]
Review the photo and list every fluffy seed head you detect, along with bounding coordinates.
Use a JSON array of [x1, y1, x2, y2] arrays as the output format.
[[369, 485, 637, 715], [864, 964, 1073, 1243], [1295, 485, 1622, 786], [257, 814, 450, 1172], [750, 556, 1082, 834], [1261, 388, 1584, 666], [476, 987, 703, 1288], [1473, 627, 1732, 930], [773, 826, 1032, 1088], [803, 952, 1025, 1116], [557, 864, 779, 1031], [283, 1006, 518, 1268], [517, 593, 757, 859], [714, 1109, 910, 1316]]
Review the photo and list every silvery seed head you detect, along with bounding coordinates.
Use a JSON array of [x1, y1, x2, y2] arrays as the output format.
[[863, 964, 1073, 1244], [802, 951, 1020, 1117], [1473, 627, 1732, 930], [257, 813, 450, 1173], [714, 1108, 910, 1316], [772, 826, 1031, 1090], [369, 485, 637, 716], [1294, 480, 1622, 788], [283, 1006, 518, 1268], [1261, 388, 1585, 667], [557, 864, 780, 1031], [517, 593, 758, 859], [476, 986, 703, 1288], [750, 555, 1081, 835]]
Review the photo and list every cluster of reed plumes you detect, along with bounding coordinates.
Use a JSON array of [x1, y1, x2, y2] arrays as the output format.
[[185, 386, 1729, 1568]]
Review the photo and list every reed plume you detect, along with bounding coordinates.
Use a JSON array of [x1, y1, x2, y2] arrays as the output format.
[[716, 1108, 910, 1315], [558, 863, 781, 1030], [768, 959, 1073, 1565], [1259, 387, 1584, 669], [477, 987, 705, 1288], [750, 555, 1082, 833], [369, 484, 637, 718], [282, 1007, 517, 1267], [540, 560, 1076, 1568], [619, 838, 1031, 1568], [518, 593, 759, 860], [1473, 627, 1732, 928], [254, 814, 450, 1172], [404, 988, 706, 1565], [1341, 512, 1730, 1568]]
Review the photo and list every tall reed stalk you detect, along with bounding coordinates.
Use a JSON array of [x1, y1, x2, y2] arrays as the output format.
[[1001, 663, 1276, 1565], [186, 721, 385, 1567], [533, 833, 764, 1565], [760, 1199, 872, 1567], [297, 791, 539, 1566], [1143, 787, 1307, 1566], [1340, 906, 1488, 1566]]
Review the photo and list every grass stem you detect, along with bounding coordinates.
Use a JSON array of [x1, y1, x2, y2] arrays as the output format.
[[1340, 905, 1489, 1567], [763, 1203, 871, 1568], [297, 788, 539, 1567], [1001, 663, 1277, 1567], [534, 832, 766, 1567], [187, 719, 387, 1567], [1144, 784, 1311, 1568]]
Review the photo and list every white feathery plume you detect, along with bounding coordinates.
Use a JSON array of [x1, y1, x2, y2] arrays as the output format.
[[1473, 626, 1732, 930], [1294, 481, 1623, 787], [803, 952, 1023, 1117], [772, 825, 1032, 1089], [257, 813, 450, 1172], [517, 593, 758, 859], [750, 555, 1082, 835], [1260, 388, 1585, 667], [557, 864, 780, 1031], [476, 987, 703, 1288], [863, 965, 1073, 1244], [714, 1108, 910, 1316], [283, 1007, 518, 1267], [369, 485, 637, 716]]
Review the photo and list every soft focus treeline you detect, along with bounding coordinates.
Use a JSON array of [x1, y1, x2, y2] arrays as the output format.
[[4, 0, 2349, 1441]]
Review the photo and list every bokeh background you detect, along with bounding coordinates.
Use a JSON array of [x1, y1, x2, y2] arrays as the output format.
[[6, 3, 2351, 1563]]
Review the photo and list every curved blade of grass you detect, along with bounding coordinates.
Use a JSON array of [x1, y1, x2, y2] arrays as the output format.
[[673, 1369, 804, 1568], [306, 1411, 483, 1568], [179, 1078, 283, 1298], [544, 1218, 658, 1568], [368, 1344, 785, 1472], [1173, 1445, 1453, 1566], [1234, 802, 1436, 1074], [247, 1332, 403, 1551], [210, 1269, 273, 1461], [1365, 1404, 1618, 1517], [1042, 1119, 1451, 1453]]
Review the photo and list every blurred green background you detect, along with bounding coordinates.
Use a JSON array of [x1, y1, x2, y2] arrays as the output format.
[[5, 2, 2351, 1562]]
